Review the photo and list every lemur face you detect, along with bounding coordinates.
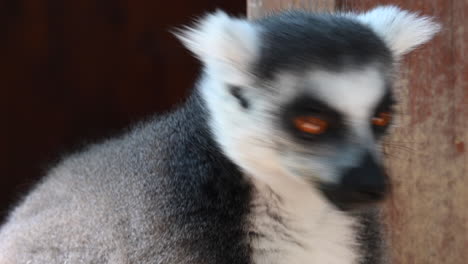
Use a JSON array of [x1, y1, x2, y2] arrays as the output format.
[[177, 6, 439, 210], [264, 67, 393, 210]]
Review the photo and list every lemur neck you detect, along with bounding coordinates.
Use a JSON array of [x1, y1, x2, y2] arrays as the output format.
[[251, 167, 332, 221], [249, 167, 360, 264]]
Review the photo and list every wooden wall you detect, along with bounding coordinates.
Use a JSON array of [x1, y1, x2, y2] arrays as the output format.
[[1, 1, 245, 222], [249, 1, 468, 263]]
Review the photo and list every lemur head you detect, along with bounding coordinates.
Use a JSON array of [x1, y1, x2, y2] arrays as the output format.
[[176, 6, 439, 210]]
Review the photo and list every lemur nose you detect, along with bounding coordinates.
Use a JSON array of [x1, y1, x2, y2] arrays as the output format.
[[341, 152, 389, 201], [320, 152, 390, 210]]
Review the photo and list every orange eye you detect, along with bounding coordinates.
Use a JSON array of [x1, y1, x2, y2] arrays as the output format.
[[372, 112, 392, 127], [293, 116, 328, 135]]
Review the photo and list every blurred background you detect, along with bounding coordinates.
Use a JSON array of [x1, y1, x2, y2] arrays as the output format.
[[1, 0, 245, 223]]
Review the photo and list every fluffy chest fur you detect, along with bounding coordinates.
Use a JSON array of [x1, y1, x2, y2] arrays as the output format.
[[249, 178, 360, 264]]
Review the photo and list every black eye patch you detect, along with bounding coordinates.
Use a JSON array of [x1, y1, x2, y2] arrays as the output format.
[[281, 95, 346, 143]]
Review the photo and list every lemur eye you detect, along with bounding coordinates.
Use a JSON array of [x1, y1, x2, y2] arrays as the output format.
[[372, 112, 392, 127], [293, 116, 328, 135]]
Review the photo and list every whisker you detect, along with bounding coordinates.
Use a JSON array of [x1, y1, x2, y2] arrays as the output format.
[[382, 145, 416, 153]]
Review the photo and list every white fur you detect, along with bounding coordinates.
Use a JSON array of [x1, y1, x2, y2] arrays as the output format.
[[175, 11, 260, 84], [309, 68, 385, 120], [199, 67, 379, 263], [250, 176, 359, 264], [354, 5, 441, 57], [200, 72, 361, 262], [183, 7, 439, 264]]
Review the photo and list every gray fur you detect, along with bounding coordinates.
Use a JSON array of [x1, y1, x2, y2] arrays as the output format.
[[0, 95, 252, 264]]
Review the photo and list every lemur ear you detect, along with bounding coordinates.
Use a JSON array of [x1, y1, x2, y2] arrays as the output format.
[[355, 6, 441, 57], [174, 11, 259, 76]]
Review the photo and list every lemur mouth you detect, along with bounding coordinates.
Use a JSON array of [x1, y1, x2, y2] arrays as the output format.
[[319, 152, 390, 210], [319, 182, 390, 211]]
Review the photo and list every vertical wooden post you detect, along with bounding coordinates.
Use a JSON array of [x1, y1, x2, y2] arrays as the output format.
[[247, 0, 468, 263], [248, 0, 335, 19]]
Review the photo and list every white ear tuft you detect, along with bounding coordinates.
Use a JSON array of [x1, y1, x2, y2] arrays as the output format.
[[356, 5, 441, 57], [174, 11, 259, 71]]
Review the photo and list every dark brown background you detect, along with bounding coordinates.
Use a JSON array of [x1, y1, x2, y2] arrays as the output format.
[[1, 0, 245, 223]]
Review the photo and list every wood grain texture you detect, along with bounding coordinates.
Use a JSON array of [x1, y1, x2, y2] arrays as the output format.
[[248, 0, 468, 263], [248, 0, 335, 19]]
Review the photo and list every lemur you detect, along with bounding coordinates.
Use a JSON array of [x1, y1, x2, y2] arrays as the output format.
[[0, 6, 439, 264]]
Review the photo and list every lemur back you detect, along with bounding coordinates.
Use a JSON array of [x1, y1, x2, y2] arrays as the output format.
[[0, 95, 253, 264], [0, 6, 438, 264]]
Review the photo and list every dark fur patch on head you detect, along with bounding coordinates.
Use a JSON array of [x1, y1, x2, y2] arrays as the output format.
[[253, 11, 393, 79], [229, 85, 250, 109]]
